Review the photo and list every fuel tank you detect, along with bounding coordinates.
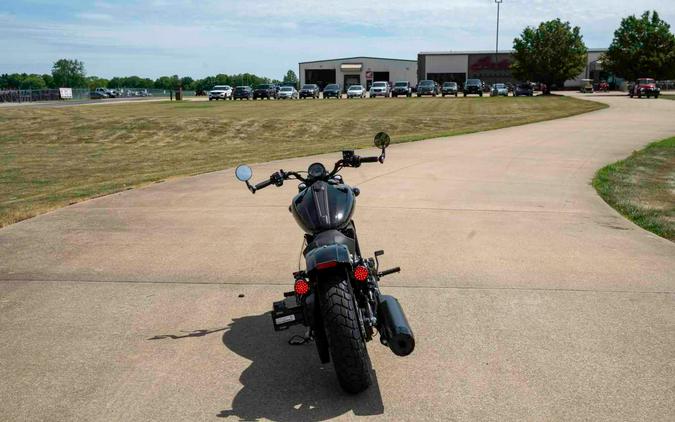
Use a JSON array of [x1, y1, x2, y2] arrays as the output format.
[[290, 181, 355, 234]]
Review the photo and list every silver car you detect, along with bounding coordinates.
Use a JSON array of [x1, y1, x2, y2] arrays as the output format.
[[369, 81, 390, 98], [347, 85, 365, 98], [491, 83, 508, 96], [278, 86, 298, 99]]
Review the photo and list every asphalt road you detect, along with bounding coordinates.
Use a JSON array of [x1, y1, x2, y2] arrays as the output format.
[[0, 96, 166, 108], [0, 93, 673, 421]]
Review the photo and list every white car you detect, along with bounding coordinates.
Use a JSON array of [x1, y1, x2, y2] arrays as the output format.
[[347, 85, 365, 98], [278, 86, 298, 99], [369, 81, 390, 98], [209, 85, 232, 100], [491, 83, 508, 96]]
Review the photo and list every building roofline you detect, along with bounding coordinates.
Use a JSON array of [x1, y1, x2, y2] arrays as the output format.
[[419, 48, 607, 55], [299, 56, 417, 65]]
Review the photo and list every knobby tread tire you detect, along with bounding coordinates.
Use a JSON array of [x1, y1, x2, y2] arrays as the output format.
[[319, 271, 372, 393]]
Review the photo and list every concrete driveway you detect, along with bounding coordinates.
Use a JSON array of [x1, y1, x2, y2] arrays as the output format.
[[0, 94, 673, 421]]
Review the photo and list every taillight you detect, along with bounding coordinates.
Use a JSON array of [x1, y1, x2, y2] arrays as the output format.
[[316, 261, 338, 270], [353, 265, 369, 282], [294, 279, 310, 295]]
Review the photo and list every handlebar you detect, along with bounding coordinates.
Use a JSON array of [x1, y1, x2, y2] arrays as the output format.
[[254, 178, 274, 191], [248, 151, 383, 193]]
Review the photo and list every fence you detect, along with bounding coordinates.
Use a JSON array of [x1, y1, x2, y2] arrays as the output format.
[[0, 88, 196, 103]]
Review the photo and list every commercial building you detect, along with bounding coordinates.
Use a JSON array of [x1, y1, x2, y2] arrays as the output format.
[[417, 48, 609, 87], [298, 48, 612, 90], [298, 57, 418, 90]]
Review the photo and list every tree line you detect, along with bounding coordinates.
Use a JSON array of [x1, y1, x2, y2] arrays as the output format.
[[0, 59, 299, 92], [503, 10, 674, 94]]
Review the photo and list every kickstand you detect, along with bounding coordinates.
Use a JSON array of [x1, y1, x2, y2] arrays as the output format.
[[288, 328, 313, 345]]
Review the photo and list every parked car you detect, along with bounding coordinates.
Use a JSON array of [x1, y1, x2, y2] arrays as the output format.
[[94, 87, 110, 98], [277, 86, 298, 99], [441, 82, 458, 97], [579, 79, 594, 93], [253, 84, 277, 100], [391, 81, 412, 97], [629, 78, 660, 98], [209, 85, 232, 100], [463, 79, 483, 96], [107, 89, 119, 98], [491, 83, 508, 96], [299, 84, 320, 99], [416, 80, 439, 97], [323, 84, 342, 99], [347, 85, 366, 98], [514, 82, 534, 97], [90, 90, 108, 99], [369, 81, 390, 98], [233, 86, 253, 100], [597, 81, 610, 92]]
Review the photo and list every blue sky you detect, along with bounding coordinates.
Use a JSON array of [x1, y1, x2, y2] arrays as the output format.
[[1, 0, 673, 80]]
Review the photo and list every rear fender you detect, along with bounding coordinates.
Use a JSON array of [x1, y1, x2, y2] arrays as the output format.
[[305, 244, 351, 273]]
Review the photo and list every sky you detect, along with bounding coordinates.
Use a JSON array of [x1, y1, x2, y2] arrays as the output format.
[[1, 0, 674, 80]]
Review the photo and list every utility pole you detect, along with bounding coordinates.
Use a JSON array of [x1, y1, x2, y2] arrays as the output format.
[[495, 0, 502, 77]]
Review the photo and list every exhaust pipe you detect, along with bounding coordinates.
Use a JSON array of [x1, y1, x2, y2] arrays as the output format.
[[377, 295, 415, 356]]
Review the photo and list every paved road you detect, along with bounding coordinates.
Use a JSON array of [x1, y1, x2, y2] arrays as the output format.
[[0, 94, 673, 421], [0, 96, 166, 108]]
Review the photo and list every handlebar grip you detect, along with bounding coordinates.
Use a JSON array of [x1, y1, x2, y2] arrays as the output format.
[[378, 267, 401, 277], [360, 156, 379, 163], [254, 178, 273, 190]]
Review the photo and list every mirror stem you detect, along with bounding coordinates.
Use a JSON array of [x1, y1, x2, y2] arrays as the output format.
[[245, 181, 256, 194]]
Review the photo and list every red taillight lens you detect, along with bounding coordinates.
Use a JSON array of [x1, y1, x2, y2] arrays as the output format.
[[353, 265, 369, 282], [316, 261, 338, 270], [294, 279, 310, 295]]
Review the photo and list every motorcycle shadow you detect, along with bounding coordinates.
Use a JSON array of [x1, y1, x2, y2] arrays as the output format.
[[218, 313, 384, 421]]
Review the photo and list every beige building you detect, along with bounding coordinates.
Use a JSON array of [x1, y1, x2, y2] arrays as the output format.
[[298, 56, 418, 90]]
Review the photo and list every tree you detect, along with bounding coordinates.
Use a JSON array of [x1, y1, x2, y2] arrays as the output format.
[[511, 19, 587, 94], [180, 76, 194, 89], [86, 76, 109, 89], [0, 73, 47, 89], [602, 11, 675, 81], [51, 59, 87, 88], [20, 74, 47, 89], [282, 69, 298, 85], [42, 74, 55, 88]]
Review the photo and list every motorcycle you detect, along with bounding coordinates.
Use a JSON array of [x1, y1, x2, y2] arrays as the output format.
[[234, 132, 415, 394]]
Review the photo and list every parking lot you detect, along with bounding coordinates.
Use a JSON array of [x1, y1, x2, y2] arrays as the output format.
[[1, 93, 673, 421]]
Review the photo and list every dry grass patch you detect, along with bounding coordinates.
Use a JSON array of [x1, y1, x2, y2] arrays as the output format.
[[0, 96, 605, 227], [593, 136, 675, 241]]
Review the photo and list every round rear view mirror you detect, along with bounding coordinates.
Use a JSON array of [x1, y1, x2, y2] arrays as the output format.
[[235, 165, 253, 182], [374, 132, 391, 149]]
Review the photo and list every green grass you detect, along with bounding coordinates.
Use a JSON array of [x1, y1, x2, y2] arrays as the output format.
[[593, 136, 675, 241], [0, 96, 605, 227], [661, 94, 675, 100]]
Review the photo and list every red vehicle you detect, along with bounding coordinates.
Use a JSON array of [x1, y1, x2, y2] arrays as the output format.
[[629, 78, 660, 98], [597, 81, 609, 92]]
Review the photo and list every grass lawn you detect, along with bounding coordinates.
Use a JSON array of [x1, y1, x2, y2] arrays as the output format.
[[593, 136, 675, 241], [0, 96, 605, 227], [661, 94, 675, 100]]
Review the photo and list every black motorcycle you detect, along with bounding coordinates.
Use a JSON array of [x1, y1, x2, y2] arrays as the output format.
[[235, 132, 415, 394]]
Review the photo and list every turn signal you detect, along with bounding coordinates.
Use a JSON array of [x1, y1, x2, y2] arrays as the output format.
[[294, 279, 310, 295], [353, 265, 369, 282]]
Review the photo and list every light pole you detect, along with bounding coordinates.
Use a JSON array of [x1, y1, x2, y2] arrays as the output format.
[[495, 0, 502, 75]]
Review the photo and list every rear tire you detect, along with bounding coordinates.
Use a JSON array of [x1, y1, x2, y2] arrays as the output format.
[[319, 271, 372, 394]]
